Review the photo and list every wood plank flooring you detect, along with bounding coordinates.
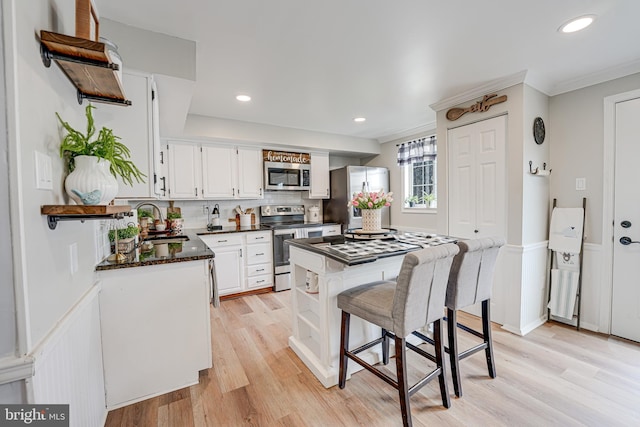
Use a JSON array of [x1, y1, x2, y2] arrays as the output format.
[[105, 291, 640, 426]]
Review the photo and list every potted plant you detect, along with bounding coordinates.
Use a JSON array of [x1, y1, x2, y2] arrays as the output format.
[[167, 211, 183, 232], [405, 195, 420, 207], [422, 192, 436, 208], [137, 209, 154, 231], [57, 104, 146, 205]]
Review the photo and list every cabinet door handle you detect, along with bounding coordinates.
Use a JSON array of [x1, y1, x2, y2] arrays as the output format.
[[240, 249, 243, 257], [260, 188, 263, 196], [233, 188, 235, 196], [217, 239, 227, 243], [326, 188, 329, 196], [256, 268, 265, 272], [160, 151, 164, 164], [160, 177, 166, 196], [256, 236, 264, 240], [256, 279, 265, 283], [256, 252, 264, 256], [195, 188, 198, 197]]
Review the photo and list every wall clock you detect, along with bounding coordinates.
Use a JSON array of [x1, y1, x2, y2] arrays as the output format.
[[533, 117, 545, 145]]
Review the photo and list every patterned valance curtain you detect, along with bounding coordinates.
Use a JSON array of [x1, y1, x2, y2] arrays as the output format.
[[396, 135, 436, 166]]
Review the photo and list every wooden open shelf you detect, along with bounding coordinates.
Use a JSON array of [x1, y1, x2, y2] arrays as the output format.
[[40, 30, 131, 106], [41, 205, 133, 230]]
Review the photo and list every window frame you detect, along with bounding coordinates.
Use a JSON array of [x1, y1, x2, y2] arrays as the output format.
[[401, 135, 437, 213]]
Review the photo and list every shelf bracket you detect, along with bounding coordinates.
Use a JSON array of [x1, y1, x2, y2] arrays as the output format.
[[76, 89, 132, 106], [46, 212, 133, 230]]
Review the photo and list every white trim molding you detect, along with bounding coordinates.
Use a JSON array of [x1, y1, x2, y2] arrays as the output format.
[[429, 70, 527, 112], [377, 121, 437, 144], [0, 356, 34, 385]]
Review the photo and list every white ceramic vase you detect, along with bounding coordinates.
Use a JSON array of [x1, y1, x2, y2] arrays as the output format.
[[361, 208, 382, 232], [65, 155, 119, 205]]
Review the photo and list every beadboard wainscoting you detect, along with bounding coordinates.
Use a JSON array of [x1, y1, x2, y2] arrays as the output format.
[[29, 285, 106, 427]]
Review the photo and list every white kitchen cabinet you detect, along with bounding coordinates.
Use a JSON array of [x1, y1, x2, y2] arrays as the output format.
[[101, 70, 162, 199], [166, 141, 263, 200], [201, 231, 272, 295], [202, 145, 236, 198], [167, 141, 201, 199], [237, 147, 263, 199], [98, 260, 212, 409], [309, 152, 330, 199]]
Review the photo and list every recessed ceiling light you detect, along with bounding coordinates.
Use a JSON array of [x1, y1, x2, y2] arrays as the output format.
[[236, 95, 251, 102], [354, 117, 366, 123], [559, 15, 596, 33]]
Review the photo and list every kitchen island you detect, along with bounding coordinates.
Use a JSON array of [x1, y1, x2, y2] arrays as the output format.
[[286, 233, 456, 388]]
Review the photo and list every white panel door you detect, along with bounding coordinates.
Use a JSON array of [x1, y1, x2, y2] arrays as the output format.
[[214, 246, 244, 295], [448, 115, 506, 239], [237, 146, 263, 199], [202, 145, 236, 198], [448, 127, 475, 238], [612, 97, 640, 343], [475, 116, 506, 238], [167, 141, 200, 199]]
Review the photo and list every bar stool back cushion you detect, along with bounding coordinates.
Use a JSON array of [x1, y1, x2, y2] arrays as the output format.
[[446, 237, 505, 310], [338, 243, 460, 337]]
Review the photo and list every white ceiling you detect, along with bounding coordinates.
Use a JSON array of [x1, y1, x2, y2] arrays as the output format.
[[95, 0, 640, 141]]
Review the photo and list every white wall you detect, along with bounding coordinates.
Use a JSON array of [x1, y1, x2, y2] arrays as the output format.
[[184, 114, 381, 155], [9, 0, 101, 349], [100, 18, 196, 81], [364, 131, 438, 232], [550, 72, 640, 244]]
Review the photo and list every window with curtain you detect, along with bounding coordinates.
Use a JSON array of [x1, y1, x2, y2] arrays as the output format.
[[397, 135, 437, 209]]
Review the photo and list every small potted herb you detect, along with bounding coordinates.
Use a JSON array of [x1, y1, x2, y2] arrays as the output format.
[[405, 195, 420, 207], [167, 211, 183, 232], [422, 192, 436, 208]]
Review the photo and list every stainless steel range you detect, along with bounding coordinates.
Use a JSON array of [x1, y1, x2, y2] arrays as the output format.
[[260, 205, 324, 291]]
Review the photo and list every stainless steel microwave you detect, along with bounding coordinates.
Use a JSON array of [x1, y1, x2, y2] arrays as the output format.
[[264, 161, 311, 191]]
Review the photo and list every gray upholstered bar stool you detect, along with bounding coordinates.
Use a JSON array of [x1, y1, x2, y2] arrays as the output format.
[[337, 243, 460, 427], [444, 237, 505, 398]]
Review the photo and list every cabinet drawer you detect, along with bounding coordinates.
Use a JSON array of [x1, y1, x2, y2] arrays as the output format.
[[200, 234, 243, 248], [247, 273, 273, 289], [246, 243, 272, 265], [322, 225, 341, 236], [246, 231, 271, 244], [247, 263, 272, 277]]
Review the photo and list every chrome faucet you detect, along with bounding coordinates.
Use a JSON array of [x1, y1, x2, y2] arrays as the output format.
[[133, 202, 164, 223]]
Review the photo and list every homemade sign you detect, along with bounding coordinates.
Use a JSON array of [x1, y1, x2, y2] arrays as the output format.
[[446, 94, 508, 121], [263, 150, 310, 164]]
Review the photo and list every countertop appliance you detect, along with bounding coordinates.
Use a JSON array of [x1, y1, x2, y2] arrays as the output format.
[[260, 205, 324, 291], [264, 160, 311, 191], [323, 166, 390, 232]]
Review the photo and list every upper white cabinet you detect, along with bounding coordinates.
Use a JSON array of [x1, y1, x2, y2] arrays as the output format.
[[101, 70, 162, 199], [167, 141, 201, 199], [237, 147, 263, 198], [166, 141, 263, 200], [202, 145, 236, 198], [309, 151, 330, 199]]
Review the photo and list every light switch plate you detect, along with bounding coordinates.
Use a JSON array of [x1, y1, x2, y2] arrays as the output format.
[[35, 151, 53, 190], [576, 177, 586, 191]]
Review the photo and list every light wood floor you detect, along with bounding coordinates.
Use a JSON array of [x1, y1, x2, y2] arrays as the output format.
[[105, 291, 640, 427]]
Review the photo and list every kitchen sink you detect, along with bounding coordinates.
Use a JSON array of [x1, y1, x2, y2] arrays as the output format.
[[142, 235, 189, 245]]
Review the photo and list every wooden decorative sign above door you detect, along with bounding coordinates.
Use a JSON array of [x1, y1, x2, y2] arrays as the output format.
[[446, 94, 508, 121]]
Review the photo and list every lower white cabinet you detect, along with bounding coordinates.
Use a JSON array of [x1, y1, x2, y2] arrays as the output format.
[[201, 231, 273, 296], [98, 260, 212, 409]]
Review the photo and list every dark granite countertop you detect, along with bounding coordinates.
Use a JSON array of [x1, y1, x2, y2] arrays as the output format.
[[286, 233, 457, 266], [193, 224, 268, 235], [96, 231, 214, 271]]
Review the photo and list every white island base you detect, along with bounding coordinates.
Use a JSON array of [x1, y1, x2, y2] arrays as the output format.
[[289, 245, 409, 388]]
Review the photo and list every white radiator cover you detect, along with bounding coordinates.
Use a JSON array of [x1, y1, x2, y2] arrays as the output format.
[[28, 285, 106, 427]]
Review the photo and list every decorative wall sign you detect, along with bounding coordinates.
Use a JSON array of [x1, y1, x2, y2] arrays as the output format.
[[263, 150, 310, 164], [446, 93, 508, 121]]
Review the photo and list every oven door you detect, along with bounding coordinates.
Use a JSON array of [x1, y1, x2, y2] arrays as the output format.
[[273, 228, 297, 273]]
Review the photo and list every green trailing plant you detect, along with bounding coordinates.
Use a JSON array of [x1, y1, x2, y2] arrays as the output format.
[[108, 225, 140, 242], [56, 104, 146, 186]]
